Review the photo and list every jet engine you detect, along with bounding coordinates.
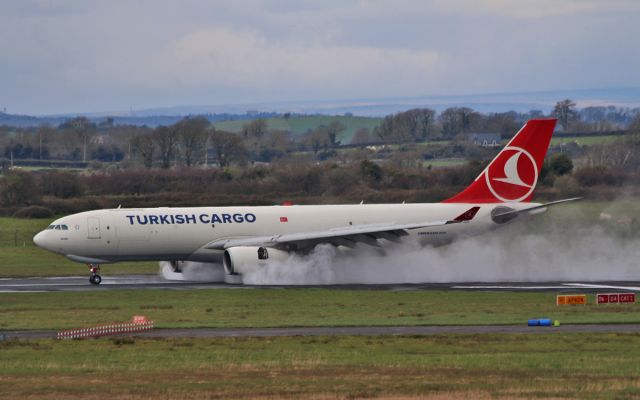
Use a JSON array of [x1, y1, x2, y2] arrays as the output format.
[[491, 206, 518, 224], [223, 246, 290, 275]]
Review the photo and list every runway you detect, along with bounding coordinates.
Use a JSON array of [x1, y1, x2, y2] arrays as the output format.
[[0, 275, 231, 292], [3, 275, 640, 340], [4, 323, 640, 340], [1, 275, 640, 293]]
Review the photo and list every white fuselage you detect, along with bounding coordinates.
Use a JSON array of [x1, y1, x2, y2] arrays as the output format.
[[33, 202, 538, 265]]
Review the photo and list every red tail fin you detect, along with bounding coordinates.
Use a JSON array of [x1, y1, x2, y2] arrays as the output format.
[[443, 119, 556, 203]]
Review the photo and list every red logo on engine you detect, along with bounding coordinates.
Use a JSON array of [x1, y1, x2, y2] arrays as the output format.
[[485, 146, 538, 202]]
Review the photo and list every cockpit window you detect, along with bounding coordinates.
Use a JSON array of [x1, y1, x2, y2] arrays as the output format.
[[46, 224, 69, 230]]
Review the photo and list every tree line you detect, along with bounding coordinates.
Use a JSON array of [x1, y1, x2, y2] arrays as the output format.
[[1, 112, 639, 217], [0, 100, 638, 170]]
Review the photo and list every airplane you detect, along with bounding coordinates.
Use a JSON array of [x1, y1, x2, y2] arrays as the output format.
[[33, 118, 578, 285]]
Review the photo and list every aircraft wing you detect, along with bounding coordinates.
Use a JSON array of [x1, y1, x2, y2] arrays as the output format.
[[206, 207, 480, 250], [492, 197, 582, 223]]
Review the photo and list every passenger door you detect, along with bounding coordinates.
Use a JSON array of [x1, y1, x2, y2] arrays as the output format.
[[87, 217, 101, 239]]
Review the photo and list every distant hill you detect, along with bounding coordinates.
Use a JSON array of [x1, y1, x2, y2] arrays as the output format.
[[2, 86, 638, 128], [128, 87, 640, 117], [0, 112, 67, 128], [0, 111, 279, 129]]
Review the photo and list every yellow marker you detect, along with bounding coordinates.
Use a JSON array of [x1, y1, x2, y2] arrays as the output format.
[[556, 294, 587, 305]]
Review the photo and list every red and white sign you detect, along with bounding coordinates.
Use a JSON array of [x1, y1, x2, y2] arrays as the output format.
[[280, 217, 288, 222], [620, 293, 636, 303], [596, 293, 636, 304], [57, 317, 154, 340], [133, 315, 148, 323]]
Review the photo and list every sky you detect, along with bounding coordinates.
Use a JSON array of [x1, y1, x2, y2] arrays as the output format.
[[1, 0, 639, 115]]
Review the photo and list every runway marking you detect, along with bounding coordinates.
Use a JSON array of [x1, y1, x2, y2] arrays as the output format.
[[3, 277, 640, 293], [0, 283, 91, 287], [565, 283, 640, 291], [452, 285, 570, 290], [0, 290, 48, 293]]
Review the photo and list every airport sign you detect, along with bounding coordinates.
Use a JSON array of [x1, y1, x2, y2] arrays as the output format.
[[597, 293, 636, 304], [556, 294, 587, 305], [620, 293, 636, 303]]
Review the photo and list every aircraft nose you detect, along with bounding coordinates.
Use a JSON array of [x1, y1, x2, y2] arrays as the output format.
[[33, 231, 46, 248]]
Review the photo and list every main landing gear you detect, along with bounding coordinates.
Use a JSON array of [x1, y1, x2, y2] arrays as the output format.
[[88, 264, 102, 285]]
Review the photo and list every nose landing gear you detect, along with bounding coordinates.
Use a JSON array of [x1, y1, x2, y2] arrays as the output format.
[[88, 264, 102, 285]]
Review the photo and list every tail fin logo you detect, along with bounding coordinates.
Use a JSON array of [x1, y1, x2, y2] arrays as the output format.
[[485, 146, 538, 202]]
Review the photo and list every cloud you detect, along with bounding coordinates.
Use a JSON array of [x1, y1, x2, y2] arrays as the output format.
[[0, 0, 639, 114], [165, 27, 440, 91], [432, 0, 640, 19]]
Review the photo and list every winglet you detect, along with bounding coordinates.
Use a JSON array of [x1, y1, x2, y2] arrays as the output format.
[[447, 206, 480, 224]]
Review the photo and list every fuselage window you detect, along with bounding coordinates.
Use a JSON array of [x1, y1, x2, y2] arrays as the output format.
[[47, 225, 55, 230], [61, 225, 69, 230], [54, 225, 61, 230]]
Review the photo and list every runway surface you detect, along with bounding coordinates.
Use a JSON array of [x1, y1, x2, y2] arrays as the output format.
[[1, 275, 640, 293], [4, 323, 640, 340], [3, 275, 640, 340]]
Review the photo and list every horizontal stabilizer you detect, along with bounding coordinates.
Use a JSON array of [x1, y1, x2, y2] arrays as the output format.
[[493, 197, 582, 221]]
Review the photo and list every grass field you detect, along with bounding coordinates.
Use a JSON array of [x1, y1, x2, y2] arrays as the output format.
[[0, 216, 51, 244], [0, 248, 159, 277], [550, 135, 621, 146], [1, 289, 639, 330], [422, 158, 468, 168], [215, 114, 381, 143], [0, 245, 159, 277], [1, 334, 639, 399]]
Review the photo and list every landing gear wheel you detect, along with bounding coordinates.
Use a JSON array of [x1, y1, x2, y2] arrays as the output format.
[[87, 264, 102, 285]]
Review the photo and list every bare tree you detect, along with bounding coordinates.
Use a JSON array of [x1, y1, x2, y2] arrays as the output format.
[[629, 114, 640, 133], [210, 130, 248, 167], [115, 126, 151, 161], [326, 121, 345, 147], [350, 127, 371, 145], [130, 132, 155, 168], [438, 107, 480, 137], [407, 108, 436, 140], [552, 99, 578, 131], [304, 127, 331, 154], [60, 117, 96, 162], [35, 124, 54, 160], [154, 126, 179, 169], [459, 107, 480, 132], [264, 130, 291, 150], [438, 108, 461, 137], [382, 108, 437, 141], [242, 118, 268, 139], [176, 117, 210, 166]]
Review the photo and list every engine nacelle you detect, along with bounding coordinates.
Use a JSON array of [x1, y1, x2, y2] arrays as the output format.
[[223, 246, 290, 275]]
